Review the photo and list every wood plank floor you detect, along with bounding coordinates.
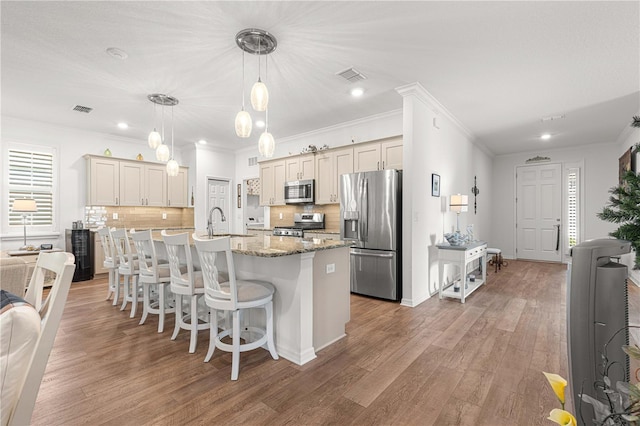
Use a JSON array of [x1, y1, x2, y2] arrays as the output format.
[[30, 260, 639, 425]]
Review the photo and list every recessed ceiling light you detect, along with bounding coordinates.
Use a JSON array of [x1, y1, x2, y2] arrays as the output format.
[[106, 47, 128, 60], [350, 87, 364, 97], [540, 133, 551, 140], [198, 139, 207, 145], [117, 122, 128, 129], [255, 120, 265, 129]]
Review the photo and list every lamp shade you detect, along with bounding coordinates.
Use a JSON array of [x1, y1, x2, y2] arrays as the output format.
[[450, 194, 468, 213], [235, 109, 252, 137], [156, 144, 170, 162], [148, 130, 162, 149], [258, 131, 275, 158], [166, 159, 180, 176], [251, 80, 269, 111], [12, 198, 37, 212]]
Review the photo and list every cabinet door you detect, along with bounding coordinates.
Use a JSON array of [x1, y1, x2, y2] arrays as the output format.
[[299, 154, 315, 180], [145, 165, 167, 206], [89, 157, 120, 206], [119, 161, 145, 206], [93, 233, 108, 275], [259, 163, 274, 206], [353, 143, 381, 172], [272, 161, 287, 205], [285, 158, 300, 182], [381, 138, 403, 170], [167, 167, 188, 207], [334, 147, 354, 203], [314, 152, 334, 204]]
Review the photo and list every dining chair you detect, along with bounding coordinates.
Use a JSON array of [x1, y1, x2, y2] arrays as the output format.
[[1, 251, 75, 426], [161, 231, 209, 353], [193, 234, 278, 380], [96, 227, 120, 305], [110, 228, 141, 318], [131, 229, 176, 333]]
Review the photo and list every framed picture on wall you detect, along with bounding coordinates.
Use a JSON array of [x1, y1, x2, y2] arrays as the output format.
[[619, 147, 632, 184], [431, 173, 440, 197]]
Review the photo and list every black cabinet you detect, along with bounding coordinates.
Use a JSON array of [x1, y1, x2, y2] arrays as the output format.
[[65, 229, 94, 282]]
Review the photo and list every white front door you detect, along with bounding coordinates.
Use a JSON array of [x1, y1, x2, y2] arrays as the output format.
[[516, 163, 562, 262], [207, 178, 230, 234]]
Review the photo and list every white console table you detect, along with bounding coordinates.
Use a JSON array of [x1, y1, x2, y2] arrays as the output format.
[[437, 241, 487, 303]]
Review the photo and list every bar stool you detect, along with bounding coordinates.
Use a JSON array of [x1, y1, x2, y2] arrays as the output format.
[[110, 228, 141, 318], [193, 234, 278, 380], [161, 231, 209, 353], [487, 248, 507, 272], [131, 230, 176, 333], [96, 227, 120, 305]]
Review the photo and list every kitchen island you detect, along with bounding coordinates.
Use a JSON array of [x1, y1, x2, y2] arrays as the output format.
[[157, 232, 351, 365]]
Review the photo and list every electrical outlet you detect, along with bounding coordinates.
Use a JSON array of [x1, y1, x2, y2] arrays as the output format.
[[162, 213, 167, 220], [112, 213, 118, 220], [279, 213, 283, 220], [326, 263, 335, 274]]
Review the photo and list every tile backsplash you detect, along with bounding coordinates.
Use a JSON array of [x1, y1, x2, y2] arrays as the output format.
[[85, 206, 194, 230], [270, 204, 340, 230]]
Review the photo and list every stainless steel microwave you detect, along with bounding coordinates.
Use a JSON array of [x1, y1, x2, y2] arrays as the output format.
[[284, 179, 315, 204]]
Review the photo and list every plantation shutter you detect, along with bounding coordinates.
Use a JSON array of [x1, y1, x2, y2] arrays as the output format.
[[8, 149, 54, 226]]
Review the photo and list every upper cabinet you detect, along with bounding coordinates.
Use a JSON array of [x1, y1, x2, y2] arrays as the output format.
[[285, 154, 315, 181], [315, 147, 353, 204], [353, 137, 403, 172], [259, 159, 286, 206], [86, 155, 186, 207]]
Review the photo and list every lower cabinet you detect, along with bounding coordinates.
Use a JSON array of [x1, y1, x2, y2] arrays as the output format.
[[93, 232, 108, 275]]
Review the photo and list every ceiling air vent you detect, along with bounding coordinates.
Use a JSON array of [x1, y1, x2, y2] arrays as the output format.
[[336, 67, 367, 83], [72, 105, 93, 113], [248, 156, 258, 167]]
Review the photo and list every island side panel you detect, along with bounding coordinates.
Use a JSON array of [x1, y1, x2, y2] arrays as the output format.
[[232, 251, 317, 365], [312, 246, 350, 351]]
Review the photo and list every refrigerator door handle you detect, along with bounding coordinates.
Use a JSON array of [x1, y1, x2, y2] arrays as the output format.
[[351, 250, 394, 258], [362, 178, 369, 241]]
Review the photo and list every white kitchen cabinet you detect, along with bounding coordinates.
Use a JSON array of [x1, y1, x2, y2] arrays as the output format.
[[119, 161, 145, 206], [285, 154, 315, 181], [259, 159, 286, 206], [93, 232, 108, 275], [88, 157, 120, 206], [353, 137, 403, 172], [315, 147, 353, 204], [167, 166, 188, 207]]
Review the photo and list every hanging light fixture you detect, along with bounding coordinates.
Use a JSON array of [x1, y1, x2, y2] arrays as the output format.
[[147, 102, 162, 149], [236, 29, 277, 150], [235, 49, 252, 137], [258, 53, 275, 158], [166, 104, 180, 176], [147, 93, 178, 163]]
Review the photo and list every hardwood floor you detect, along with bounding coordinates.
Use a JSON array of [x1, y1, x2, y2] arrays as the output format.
[[30, 260, 639, 425]]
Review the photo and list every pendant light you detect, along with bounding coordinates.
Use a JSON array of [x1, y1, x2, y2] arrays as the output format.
[[148, 94, 178, 163], [250, 37, 268, 111], [166, 104, 179, 176], [258, 55, 275, 158], [147, 102, 162, 149], [235, 49, 252, 137]]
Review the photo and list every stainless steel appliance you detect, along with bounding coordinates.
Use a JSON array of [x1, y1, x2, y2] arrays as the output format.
[[567, 238, 631, 423], [272, 212, 324, 237], [340, 170, 401, 301], [284, 179, 315, 204]]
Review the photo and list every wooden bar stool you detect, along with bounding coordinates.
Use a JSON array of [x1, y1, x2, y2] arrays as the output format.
[[487, 248, 507, 272]]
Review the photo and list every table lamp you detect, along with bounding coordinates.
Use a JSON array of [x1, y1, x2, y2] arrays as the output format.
[[12, 198, 37, 249], [449, 194, 468, 233]]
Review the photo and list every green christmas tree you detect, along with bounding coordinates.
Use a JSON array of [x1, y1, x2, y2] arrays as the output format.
[[597, 116, 640, 268]]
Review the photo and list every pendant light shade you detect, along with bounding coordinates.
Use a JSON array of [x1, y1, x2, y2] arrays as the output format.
[[166, 159, 179, 176], [235, 109, 252, 137], [148, 130, 162, 149], [258, 131, 275, 158], [251, 79, 268, 111], [156, 144, 170, 162]]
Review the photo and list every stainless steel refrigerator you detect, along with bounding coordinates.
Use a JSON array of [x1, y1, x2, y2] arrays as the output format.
[[340, 169, 401, 301]]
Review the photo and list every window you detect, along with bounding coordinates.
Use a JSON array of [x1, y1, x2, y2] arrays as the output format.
[[566, 167, 579, 249], [6, 145, 56, 233]]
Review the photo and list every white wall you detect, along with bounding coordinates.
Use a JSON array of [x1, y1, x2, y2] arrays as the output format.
[[1, 116, 184, 250], [398, 83, 493, 307], [490, 143, 620, 260]]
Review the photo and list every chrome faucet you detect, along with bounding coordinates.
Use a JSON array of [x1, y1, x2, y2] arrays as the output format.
[[207, 206, 226, 238]]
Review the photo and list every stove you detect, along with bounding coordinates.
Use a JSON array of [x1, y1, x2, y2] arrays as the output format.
[[272, 213, 325, 237]]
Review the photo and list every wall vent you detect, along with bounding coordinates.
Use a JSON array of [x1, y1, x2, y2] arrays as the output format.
[[248, 156, 258, 167], [72, 105, 93, 113], [336, 67, 367, 83]]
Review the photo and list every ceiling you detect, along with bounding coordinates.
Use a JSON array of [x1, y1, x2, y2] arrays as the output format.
[[2, 1, 638, 156]]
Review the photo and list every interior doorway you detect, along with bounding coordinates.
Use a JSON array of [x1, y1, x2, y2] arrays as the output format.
[[515, 163, 562, 262], [243, 178, 263, 233], [206, 178, 230, 234]]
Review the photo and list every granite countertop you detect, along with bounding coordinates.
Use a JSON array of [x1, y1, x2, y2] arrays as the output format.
[[155, 231, 351, 258]]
